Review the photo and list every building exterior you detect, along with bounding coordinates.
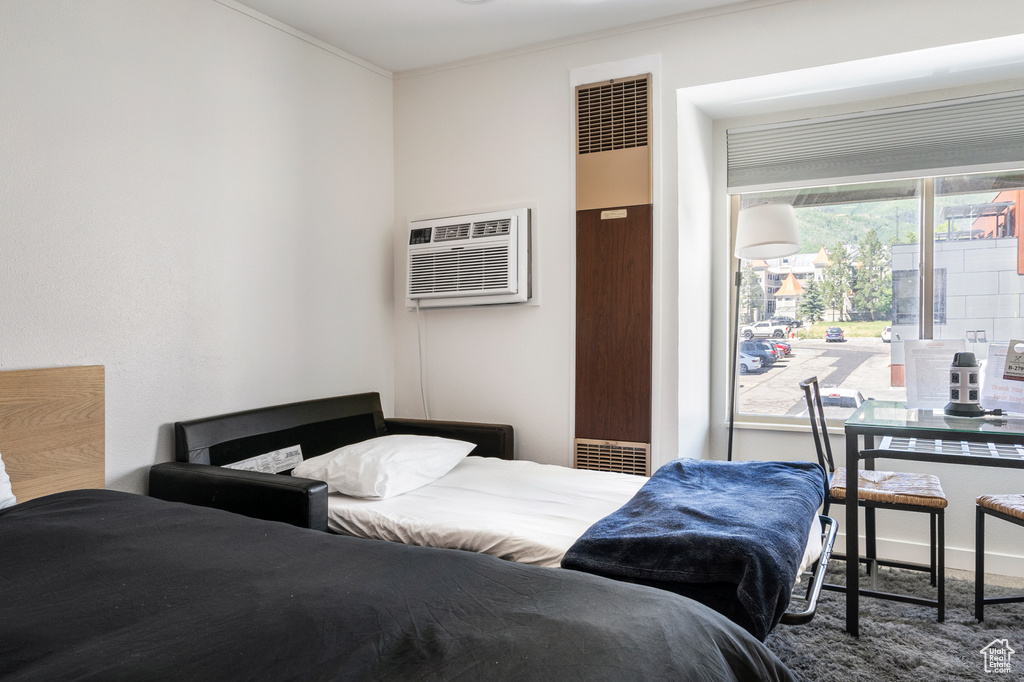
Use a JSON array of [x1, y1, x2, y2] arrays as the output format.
[[744, 249, 829, 321]]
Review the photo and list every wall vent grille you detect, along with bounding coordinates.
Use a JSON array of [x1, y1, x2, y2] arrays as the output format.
[[472, 218, 511, 237], [573, 438, 650, 476], [577, 76, 650, 155], [433, 223, 471, 241], [408, 246, 510, 295]]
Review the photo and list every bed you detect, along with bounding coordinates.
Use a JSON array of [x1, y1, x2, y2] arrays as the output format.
[[0, 368, 796, 681], [155, 391, 835, 640], [2, 489, 795, 681]]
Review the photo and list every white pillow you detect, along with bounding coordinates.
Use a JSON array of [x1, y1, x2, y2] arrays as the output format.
[[0, 448, 17, 510], [292, 435, 475, 499]]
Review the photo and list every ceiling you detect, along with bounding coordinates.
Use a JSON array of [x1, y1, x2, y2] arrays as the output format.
[[229, 0, 754, 73]]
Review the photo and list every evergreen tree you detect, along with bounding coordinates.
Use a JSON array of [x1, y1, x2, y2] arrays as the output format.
[[739, 262, 765, 323], [821, 242, 853, 321], [798, 278, 825, 323], [850, 228, 892, 321]]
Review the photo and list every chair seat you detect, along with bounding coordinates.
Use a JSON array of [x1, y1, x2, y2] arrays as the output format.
[[831, 467, 948, 509], [978, 494, 1024, 521]]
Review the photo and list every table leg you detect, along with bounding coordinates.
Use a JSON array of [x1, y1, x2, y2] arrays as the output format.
[[976, 507, 985, 622], [846, 430, 860, 637]]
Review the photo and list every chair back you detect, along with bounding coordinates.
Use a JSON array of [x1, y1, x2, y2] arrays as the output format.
[[799, 377, 836, 501]]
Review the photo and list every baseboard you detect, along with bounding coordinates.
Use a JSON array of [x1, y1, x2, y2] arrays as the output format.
[[835, 532, 1024, 580]]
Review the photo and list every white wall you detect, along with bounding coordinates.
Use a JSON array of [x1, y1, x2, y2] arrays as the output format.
[[0, 0, 395, 493], [393, 0, 1024, 573], [393, 52, 579, 464]]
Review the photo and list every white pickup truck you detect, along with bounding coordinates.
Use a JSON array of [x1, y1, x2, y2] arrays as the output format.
[[740, 320, 791, 338]]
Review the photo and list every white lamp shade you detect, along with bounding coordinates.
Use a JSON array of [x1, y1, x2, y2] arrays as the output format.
[[734, 204, 800, 260]]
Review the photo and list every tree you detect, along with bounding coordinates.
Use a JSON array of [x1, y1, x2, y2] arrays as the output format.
[[821, 242, 853, 321], [798, 278, 825, 323], [850, 228, 892, 321], [739, 263, 765, 323]]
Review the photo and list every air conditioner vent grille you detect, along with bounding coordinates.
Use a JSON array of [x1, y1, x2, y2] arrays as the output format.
[[433, 223, 471, 241], [408, 246, 510, 295], [577, 76, 650, 155], [473, 218, 512, 237], [573, 438, 650, 476]]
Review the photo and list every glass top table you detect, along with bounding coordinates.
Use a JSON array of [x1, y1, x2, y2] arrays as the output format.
[[848, 399, 1024, 448], [842, 400, 1024, 636]]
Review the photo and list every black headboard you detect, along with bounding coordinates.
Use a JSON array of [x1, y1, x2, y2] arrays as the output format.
[[174, 392, 515, 468], [175, 393, 387, 467]]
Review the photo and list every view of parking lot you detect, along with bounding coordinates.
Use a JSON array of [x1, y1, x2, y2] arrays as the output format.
[[737, 327, 905, 420]]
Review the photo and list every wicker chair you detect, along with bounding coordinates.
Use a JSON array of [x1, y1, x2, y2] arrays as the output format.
[[800, 376, 947, 621], [975, 494, 1024, 621]]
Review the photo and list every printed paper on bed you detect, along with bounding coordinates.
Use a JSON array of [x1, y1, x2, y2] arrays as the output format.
[[223, 445, 303, 473]]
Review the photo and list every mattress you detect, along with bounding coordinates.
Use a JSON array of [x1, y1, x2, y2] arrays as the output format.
[[326, 456, 822, 572]]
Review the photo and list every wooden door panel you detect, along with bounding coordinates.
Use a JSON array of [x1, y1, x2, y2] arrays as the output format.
[[575, 205, 652, 442]]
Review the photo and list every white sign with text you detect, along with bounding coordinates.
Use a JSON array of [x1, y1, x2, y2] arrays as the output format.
[[1002, 339, 1024, 382], [982, 343, 1024, 414]]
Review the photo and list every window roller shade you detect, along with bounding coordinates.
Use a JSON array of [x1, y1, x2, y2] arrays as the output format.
[[728, 90, 1024, 192]]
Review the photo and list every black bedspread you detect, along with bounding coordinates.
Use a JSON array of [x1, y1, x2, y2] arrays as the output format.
[[0, 490, 793, 682], [562, 459, 827, 641]]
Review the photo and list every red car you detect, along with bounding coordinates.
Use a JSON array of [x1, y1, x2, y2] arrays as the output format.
[[771, 340, 792, 356]]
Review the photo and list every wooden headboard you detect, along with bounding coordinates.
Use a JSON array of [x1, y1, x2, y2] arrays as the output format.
[[0, 366, 105, 502]]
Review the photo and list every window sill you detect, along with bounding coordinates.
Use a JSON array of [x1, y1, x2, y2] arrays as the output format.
[[732, 417, 846, 436]]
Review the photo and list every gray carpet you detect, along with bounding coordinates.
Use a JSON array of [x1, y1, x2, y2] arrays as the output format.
[[764, 562, 1024, 681]]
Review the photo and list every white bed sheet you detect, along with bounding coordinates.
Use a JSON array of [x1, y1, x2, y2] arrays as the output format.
[[326, 456, 823, 572], [326, 456, 645, 567]]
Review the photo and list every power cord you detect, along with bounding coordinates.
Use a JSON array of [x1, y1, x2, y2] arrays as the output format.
[[415, 300, 430, 420]]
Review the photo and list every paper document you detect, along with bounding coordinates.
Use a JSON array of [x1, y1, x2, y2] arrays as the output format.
[[223, 445, 304, 473], [904, 339, 965, 409]]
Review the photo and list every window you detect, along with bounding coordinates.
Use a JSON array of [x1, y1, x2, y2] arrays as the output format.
[[726, 90, 1024, 424], [733, 170, 1024, 422], [892, 269, 947, 326]]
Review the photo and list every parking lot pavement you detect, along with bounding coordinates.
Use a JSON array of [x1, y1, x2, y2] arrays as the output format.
[[738, 337, 898, 417]]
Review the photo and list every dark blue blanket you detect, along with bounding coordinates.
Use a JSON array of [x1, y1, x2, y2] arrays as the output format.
[[561, 459, 826, 641]]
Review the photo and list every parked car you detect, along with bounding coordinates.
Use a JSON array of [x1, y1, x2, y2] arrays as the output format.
[[795, 387, 868, 419], [741, 320, 791, 339], [738, 353, 762, 374], [740, 339, 776, 368], [820, 387, 865, 409], [825, 327, 845, 342], [881, 326, 892, 343], [771, 340, 792, 356], [759, 339, 782, 360], [770, 315, 803, 329]]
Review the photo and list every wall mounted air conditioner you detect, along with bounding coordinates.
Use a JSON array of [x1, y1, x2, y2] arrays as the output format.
[[406, 208, 531, 308]]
